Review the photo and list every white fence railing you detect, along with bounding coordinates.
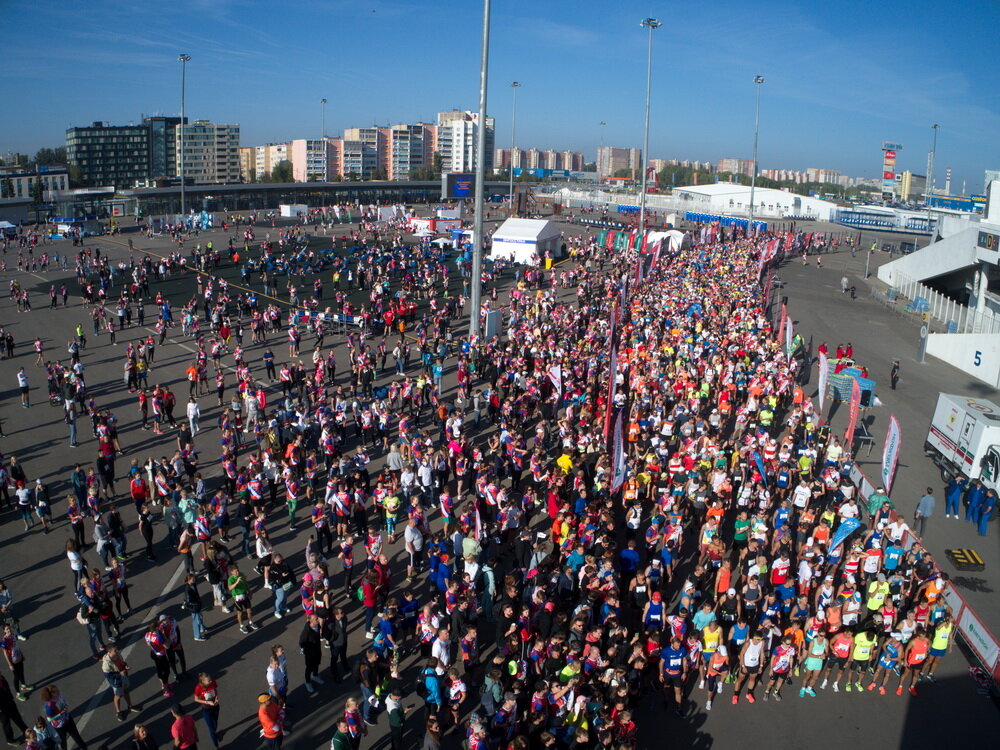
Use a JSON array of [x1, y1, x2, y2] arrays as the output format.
[[892, 272, 1000, 335]]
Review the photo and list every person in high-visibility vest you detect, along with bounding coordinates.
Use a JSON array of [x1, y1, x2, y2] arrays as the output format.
[[924, 611, 954, 681]]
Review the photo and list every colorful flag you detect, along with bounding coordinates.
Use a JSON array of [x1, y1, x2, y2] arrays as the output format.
[[610, 411, 626, 494], [844, 377, 862, 447], [818, 351, 829, 416]]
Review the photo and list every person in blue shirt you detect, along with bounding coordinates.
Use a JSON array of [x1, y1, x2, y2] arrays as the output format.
[[978, 488, 996, 536], [566, 544, 586, 574], [883, 542, 904, 572], [619, 540, 640, 579], [660, 637, 687, 716], [964, 479, 985, 523], [945, 476, 967, 518], [692, 603, 716, 631]]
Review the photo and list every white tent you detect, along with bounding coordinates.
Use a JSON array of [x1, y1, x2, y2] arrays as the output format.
[[489, 218, 564, 265]]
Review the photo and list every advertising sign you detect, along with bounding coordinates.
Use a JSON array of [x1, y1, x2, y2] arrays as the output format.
[[881, 415, 902, 492], [441, 173, 474, 200]]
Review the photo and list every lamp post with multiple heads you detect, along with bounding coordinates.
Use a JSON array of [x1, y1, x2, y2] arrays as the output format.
[[321, 98, 328, 138], [507, 81, 521, 215], [747, 75, 764, 238], [178, 53, 191, 218], [469, 0, 491, 340], [637, 18, 661, 241]]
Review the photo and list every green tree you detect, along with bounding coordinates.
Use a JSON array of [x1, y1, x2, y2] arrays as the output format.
[[30, 178, 44, 205], [432, 151, 443, 174], [0, 178, 13, 199], [266, 160, 293, 183], [34, 147, 66, 166], [370, 168, 388, 181], [68, 164, 84, 188]]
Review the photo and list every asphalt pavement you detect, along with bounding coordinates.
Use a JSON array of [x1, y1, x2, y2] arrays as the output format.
[[0, 220, 997, 750]]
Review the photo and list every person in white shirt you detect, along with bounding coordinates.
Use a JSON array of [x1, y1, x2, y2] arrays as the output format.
[[16, 368, 29, 408], [186, 397, 201, 435]]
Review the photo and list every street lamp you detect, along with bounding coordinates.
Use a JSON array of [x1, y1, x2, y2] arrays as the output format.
[[178, 53, 191, 219], [926, 124, 940, 242], [637, 18, 661, 241], [747, 75, 764, 238], [508, 81, 520, 215], [469, 0, 491, 340], [321, 98, 328, 138]]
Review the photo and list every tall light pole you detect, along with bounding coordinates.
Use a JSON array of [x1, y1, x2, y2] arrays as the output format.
[[747, 75, 764, 238], [637, 18, 660, 241], [469, 0, 491, 340], [178, 53, 191, 219], [508, 81, 520, 215], [926, 124, 940, 243], [321, 98, 328, 138]]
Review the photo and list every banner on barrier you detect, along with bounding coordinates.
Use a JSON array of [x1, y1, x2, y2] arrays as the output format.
[[881, 414, 902, 492]]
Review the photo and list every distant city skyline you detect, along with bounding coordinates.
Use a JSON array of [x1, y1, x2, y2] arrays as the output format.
[[1, 0, 997, 191]]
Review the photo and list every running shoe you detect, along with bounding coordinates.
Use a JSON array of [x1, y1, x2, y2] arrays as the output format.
[[746, 693, 756, 704], [845, 682, 853, 692], [731, 695, 739, 705], [878, 687, 886, 695], [909, 686, 917, 696]]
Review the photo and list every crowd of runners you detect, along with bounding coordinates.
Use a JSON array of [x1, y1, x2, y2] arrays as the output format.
[[0, 210, 962, 750]]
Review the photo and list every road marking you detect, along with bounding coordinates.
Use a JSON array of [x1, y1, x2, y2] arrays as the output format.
[[75, 560, 186, 734]]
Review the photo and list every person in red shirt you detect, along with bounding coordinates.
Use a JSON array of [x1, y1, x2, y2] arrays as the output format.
[[192, 672, 220, 748], [169, 703, 198, 749]]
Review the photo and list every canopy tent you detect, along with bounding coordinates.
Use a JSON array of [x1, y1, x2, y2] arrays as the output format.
[[646, 229, 688, 253], [0, 221, 15, 238], [489, 218, 564, 265]]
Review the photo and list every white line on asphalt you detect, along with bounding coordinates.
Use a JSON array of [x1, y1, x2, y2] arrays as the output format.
[[75, 560, 186, 734]]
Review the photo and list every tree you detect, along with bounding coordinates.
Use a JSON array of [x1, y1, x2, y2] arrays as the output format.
[[68, 164, 84, 188], [370, 168, 388, 181], [583, 161, 596, 172], [266, 160, 293, 183], [433, 151, 443, 174], [34, 147, 66, 166], [30, 179, 44, 205], [0, 178, 13, 199]]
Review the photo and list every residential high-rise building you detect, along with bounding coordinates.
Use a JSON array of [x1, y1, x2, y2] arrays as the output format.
[[716, 157, 755, 177], [597, 146, 641, 177], [436, 110, 494, 173], [177, 120, 240, 185], [341, 127, 383, 180], [289, 139, 339, 182], [525, 148, 541, 170], [250, 143, 289, 180]]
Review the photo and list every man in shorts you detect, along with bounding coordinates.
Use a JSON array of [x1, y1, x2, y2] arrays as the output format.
[[227, 564, 259, 634], [660, 636, 687, 716]]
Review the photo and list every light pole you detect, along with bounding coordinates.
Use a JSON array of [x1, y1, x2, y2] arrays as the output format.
[[637, 18, 660, 241], [321, 98, 328, 138], [926, 123, 939, 242], [469, 0, 491, 340], [508, 81, 520, 215], [747, 75, 764, 238], [178, 53, 191, 219]]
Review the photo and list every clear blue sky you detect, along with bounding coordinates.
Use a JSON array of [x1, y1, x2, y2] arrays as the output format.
[[1, 0, 997, 191]]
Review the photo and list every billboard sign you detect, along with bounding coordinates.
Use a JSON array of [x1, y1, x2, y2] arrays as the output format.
[[441, 172, 474, 200]]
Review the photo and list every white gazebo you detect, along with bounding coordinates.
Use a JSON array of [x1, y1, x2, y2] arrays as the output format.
[[489, 218, 564, 264]]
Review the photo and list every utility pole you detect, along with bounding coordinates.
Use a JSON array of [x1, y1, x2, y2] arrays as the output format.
[[469, 0, 491, 340], [748, 75, 764, 237], [637, 18, 660, 241], [178, 53, 191, 219], [508, 81, 520, 215]]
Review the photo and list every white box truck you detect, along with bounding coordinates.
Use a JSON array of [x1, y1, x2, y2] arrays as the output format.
[[924, 393, 1000, 490]]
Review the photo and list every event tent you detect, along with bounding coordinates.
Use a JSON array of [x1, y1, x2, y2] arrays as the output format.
[[489, 218, 563, 265]]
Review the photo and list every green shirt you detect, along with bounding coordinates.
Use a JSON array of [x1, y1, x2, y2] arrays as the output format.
[[733, 519, 750, 542], [227, 573, 248, 598]]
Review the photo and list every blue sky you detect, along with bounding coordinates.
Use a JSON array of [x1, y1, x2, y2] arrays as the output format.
[[1, 0, 997, 191]]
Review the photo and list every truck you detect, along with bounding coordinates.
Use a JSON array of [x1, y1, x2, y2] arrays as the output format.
[[924, 393, 1000, 490]]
